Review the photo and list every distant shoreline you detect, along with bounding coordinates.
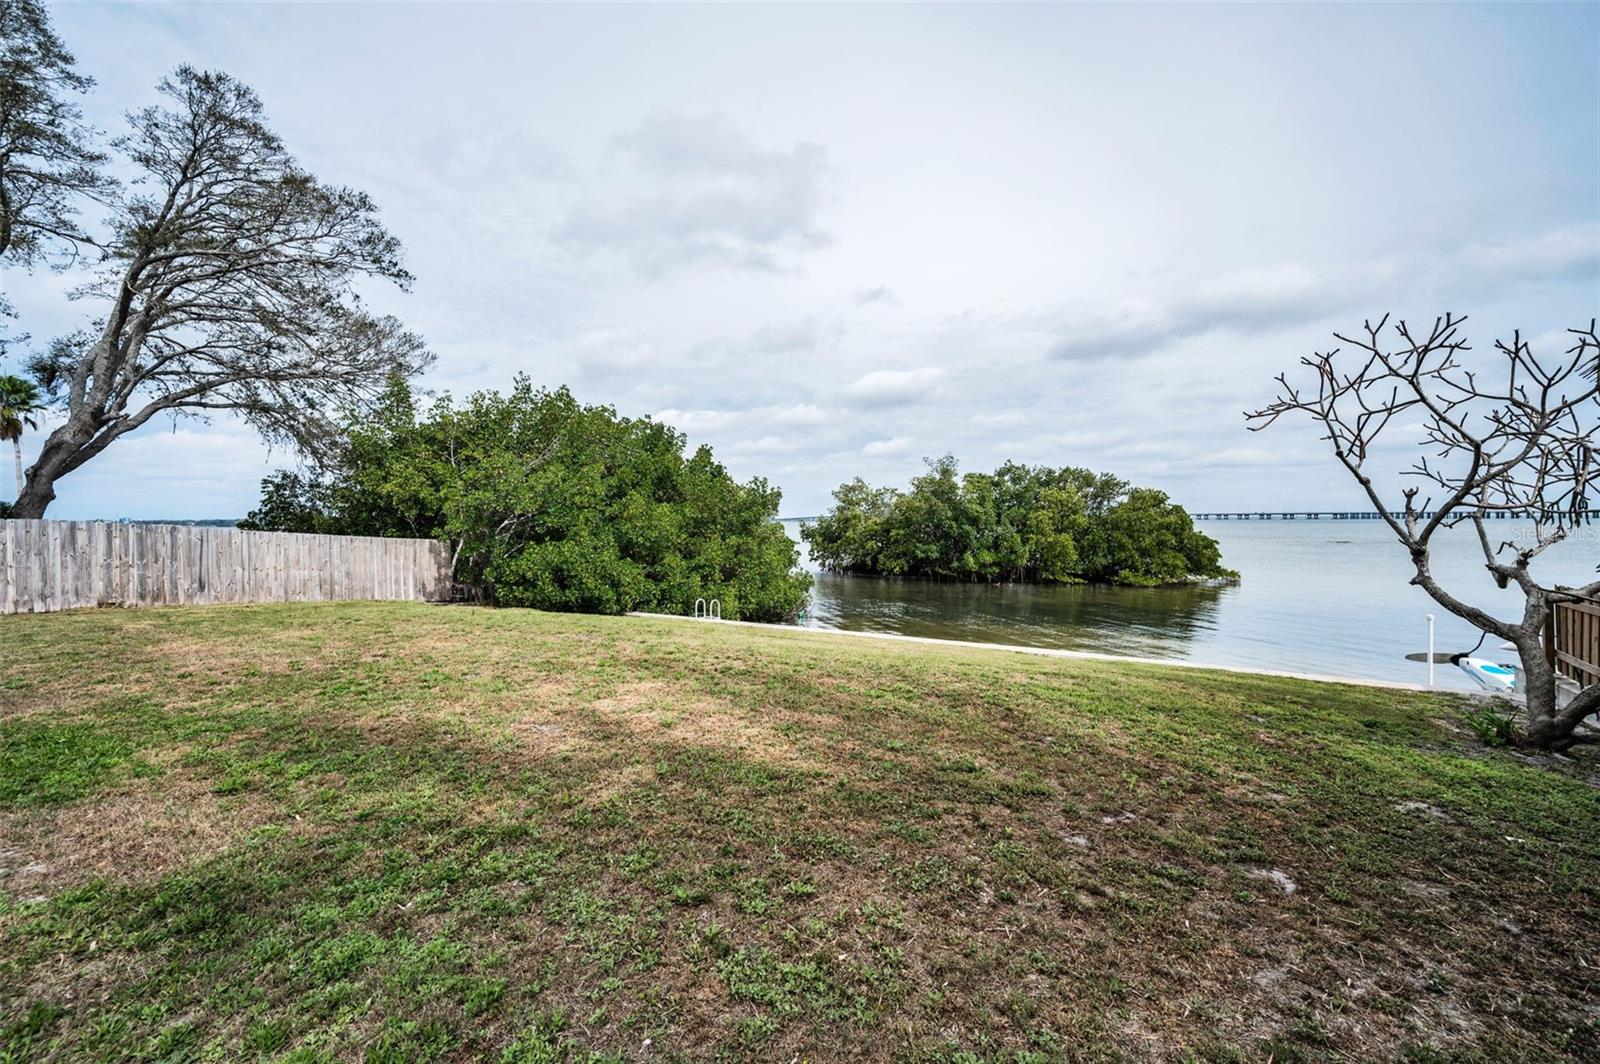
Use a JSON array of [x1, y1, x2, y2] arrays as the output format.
[[808, 568, 1241, 590]]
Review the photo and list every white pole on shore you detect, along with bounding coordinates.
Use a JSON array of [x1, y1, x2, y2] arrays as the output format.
[[1427, 614, 1436, 687]]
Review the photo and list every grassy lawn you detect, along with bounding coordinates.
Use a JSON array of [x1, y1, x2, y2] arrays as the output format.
[[1, 603, 1596, 1062]]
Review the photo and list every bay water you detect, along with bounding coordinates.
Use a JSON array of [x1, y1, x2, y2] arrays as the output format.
[[780, 518, 1597, 691]]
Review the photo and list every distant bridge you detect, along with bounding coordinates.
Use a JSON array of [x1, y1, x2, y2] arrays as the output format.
[[781, 511, 1600, 523], [1187, 510, 1600, 521]]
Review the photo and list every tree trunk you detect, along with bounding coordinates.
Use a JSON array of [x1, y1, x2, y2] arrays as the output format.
[[1409, 561, 1592, 750], [1512, 633, 1566, 748], [10, 437, 21, 500], [11, 465, 58, 517], [9, 420, 98, 518]]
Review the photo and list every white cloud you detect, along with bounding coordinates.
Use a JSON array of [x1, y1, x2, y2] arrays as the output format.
[[570, 328, 657, 377], [1046, 226, 1600, 363], [653, 407, 742, 434], [853, 285, 898, 306], [745, 318, 827, 354], [1457, 225, 1600, 286], [653, 402, 837, 435], [767, 403, 833, 427], [1048, 264, 1329, 361], [725, 435, 801, 455], [843, 368, 945, 407], [861, 436, 915, 457], [972, 411, 1028, 428], [556, 112, 832, 276]]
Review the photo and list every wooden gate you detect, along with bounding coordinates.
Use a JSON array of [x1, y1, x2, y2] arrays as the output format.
[[1548, 600, 1600, 688]]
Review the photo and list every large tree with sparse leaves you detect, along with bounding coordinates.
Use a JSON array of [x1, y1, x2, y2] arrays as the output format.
[[0, 0, 109, 262], [11, 66, 429, 516], [0, 0, 113, 341]]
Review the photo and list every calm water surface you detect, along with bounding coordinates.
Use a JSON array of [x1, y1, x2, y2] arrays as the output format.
[[781, 519, 1597, 691]]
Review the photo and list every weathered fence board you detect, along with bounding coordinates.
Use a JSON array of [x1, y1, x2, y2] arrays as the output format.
[[1550, 600, 1600, 688], [0, 520, 452, 615]]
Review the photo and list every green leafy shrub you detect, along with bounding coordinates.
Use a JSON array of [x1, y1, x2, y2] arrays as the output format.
[[1464, 702, 1517, 747], [241, 377, 810, 621], [802, 455, 1229, 586]]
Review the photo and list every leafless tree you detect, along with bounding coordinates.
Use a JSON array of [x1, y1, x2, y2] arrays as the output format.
[[12, 66, 430, 516], [1247, 314, 1599, 750]]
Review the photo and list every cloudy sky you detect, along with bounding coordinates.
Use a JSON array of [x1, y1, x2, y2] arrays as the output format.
[[5, 2, 1597, 519]]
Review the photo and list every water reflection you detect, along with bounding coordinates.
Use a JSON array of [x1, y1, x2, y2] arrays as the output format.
[[784, 519, 1594, 689], [806, 573, 1227, 660]]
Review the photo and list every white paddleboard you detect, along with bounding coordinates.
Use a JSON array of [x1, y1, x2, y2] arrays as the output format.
[[1455, 656, 1518, 692]]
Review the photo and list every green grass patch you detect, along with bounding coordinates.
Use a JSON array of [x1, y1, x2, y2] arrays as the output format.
[[0, 720, 150, 805], [0, 602, 1595, 1061]]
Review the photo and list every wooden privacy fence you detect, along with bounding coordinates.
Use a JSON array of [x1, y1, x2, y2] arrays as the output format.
[[0, 520, 453, 615], [1549, 600, 1600, 688]]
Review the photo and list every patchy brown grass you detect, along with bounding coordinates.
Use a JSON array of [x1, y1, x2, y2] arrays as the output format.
[[0, 774, 285, 897], [1, 602, 1596, 1062], [587, 681, 831, 770]]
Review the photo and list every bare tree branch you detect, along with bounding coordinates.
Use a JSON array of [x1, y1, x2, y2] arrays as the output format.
[[0, 0, 116, 349], [1247, 315, 1600, 749], [12, 66, 431, 515]]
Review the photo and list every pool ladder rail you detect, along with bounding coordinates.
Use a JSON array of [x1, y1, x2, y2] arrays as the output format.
[[693, 598, 722, 621]]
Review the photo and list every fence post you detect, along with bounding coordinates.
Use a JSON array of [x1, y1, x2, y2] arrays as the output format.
[[1426, 614, 1435, 687]]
